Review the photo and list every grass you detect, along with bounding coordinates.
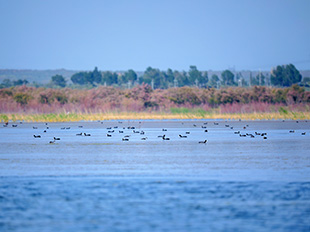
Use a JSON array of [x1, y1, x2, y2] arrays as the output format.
[[1, 110, 310, 122]]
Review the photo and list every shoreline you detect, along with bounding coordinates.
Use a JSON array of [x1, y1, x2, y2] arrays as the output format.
[[1, 111, 310, 122]]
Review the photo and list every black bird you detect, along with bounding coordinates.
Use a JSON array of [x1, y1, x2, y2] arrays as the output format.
[[162, 129, 167, 131], [76, 133, 83, 136], [33, 126, 38, 129], [204, 129, 208, 132], [199, 140, 207, 144], [33, 135, 41, 138], [49, 140, 55, 144], [84, 133, 91, 136], [54, 137, 60, 140], [179, 134, 187, 138], [119, 130, 124, 133], [107, 134, 112, 137], [122, 138, 129, 141], [141, 137, 148, 140], [163, 135, 170, 140], [289, 130, 295, 133], [185, 131, 190, 134], [234, 131, 240, 134], [301, 132, 306, 135]]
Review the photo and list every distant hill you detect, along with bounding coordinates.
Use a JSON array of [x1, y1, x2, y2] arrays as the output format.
[[0, 69, 79, 84], [0, 69, 309, 85]]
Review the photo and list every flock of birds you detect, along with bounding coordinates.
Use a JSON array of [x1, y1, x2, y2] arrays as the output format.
[[2, 120, 308, 145]]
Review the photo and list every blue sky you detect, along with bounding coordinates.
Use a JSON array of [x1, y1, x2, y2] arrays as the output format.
[[0, 0, 309, 71]]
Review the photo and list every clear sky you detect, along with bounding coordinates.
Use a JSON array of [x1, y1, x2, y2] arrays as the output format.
[[0, 0, 309, 71]]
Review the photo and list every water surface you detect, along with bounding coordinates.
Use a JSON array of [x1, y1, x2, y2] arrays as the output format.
[[0, 120, 309, 231]]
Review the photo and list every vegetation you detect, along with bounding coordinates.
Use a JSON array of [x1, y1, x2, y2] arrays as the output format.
[[1, 64, 306, 90], [0, 84, 309, 121]]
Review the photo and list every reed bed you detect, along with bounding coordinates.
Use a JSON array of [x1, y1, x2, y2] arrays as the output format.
[[1, 111, 309, 122]]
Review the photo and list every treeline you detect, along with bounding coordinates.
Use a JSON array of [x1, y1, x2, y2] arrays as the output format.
[[0, 84, 309, 114], [1, 64, 308, 90]]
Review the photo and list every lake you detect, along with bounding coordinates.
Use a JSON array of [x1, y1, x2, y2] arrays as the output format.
[[0, 120, 310, 231]]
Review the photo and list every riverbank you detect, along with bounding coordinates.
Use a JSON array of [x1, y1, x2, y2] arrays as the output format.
[[1, 111, 310, 122]]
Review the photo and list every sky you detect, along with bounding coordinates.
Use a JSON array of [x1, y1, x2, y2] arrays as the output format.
[[0, 0, 309, 71]]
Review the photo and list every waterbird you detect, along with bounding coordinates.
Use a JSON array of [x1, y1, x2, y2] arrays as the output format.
[[204, 129, 208, 132], [54, 137, 60, 140], [49, 140, 55, 144], [108, 130, 114, 133], [141, 137, 148, 140], [179, 134, 187, 138], [263, 136, 267, 139], [185, 131, 190, 134], [122, 138, 129, 141], [198, 140, 207, 144], [162, 128, 167, 131], [12, 124, 18, 127], [33, 126, 38, 129], [84, 133, 91, 136], [119, 130, 124, 133], [302, 132, 306, 135], [76, 133, 83, 136], [43, 130, 47, 133], [289, 130, 295, 133], [33, 135, 41, 138], [107, 134, 112, 137], [162, 135, 170, 140], [234, 131, 240, 134]]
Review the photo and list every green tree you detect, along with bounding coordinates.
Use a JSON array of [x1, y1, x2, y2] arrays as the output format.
[[71, 72, 87, 85], [188, 66, 202, 86], [51, 75, 66, 87], [271, 64, 302, 87], [92, 67, 102, 84], [221, 70, 235, 86], [210, 74, 219, 88], [102, 71, 118, 85]]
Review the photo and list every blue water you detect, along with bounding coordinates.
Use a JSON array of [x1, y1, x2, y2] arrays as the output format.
[[0, 120, 310, 231]]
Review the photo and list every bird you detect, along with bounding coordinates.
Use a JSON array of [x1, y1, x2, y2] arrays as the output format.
[[107, 134, 112, 137], [49, 140, 55, 144], [84, 133, 91, 136], [185, 131, 190, 134], [33, 135, 41, 138], [199, 140, 207, 144], [122, 138, 129, 141], [162, 135, 170, 140], [301, 132, 306, 135], [54, 137, 60, 140], [141, 137, 148, 140], [179, 134, 187, 138], [76, 133, 83, 136]]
